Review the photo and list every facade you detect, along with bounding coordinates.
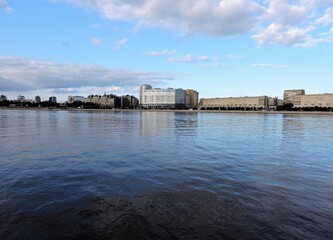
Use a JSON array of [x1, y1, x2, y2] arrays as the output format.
[[121, 95, 139, 109], [85, 94, 120, 108], [268, 97, 279, 110], [293, 94, 333, 108], [85, 94, 138, 109], [185, 89, 199, 109], [140, 84, 186, 109], [35, 96, 41, 103], [18, 95, 25, 101], [200, 96, 269, 109], [277, 99, 285, 106], [0, 95, 7, 101], [283, 89, 305, 104], [49, 96, 57, 103], [68, 95, 85, 103]]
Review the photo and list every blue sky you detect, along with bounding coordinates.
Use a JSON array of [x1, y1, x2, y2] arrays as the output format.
[[1, 0, 333, 102]]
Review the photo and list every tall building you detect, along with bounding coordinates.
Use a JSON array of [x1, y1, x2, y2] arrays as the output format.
[[185, 89, 199, 109], [35, 96, 41, 103], [139, 84, 186, 109], [49, 96, 57, 103], [200, 96, 269, 110], [283, 89, 305, 105]]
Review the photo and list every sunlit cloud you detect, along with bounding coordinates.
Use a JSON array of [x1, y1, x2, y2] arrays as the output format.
[[0, 0, 13, 13], [252, 63, 290, 68], [227, 54, 244, 59], [147, 49, 177, 57], [168, 54, 209, 63], [115, 38, 128, 49], [52, 0, 333, 47]]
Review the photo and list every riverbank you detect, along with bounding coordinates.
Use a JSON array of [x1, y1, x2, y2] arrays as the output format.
[[1, 107, 333, 115]]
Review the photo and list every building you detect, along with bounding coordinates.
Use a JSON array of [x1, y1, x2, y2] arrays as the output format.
[[129, 95, 139, 109], [18, 95, 25, 101], [121, 95, 139, 109], [268, 97, 279, 110], [68, 96, 85, 103], [0, 95, 7, 101], [283, 89, 305, 105], [185, 89, 199, 109], [35, 96, 41, 103], [85, 94, 120, 108], [293, 94, 333, 108], [49, 96, 57, 103], [139, 84, 186, 109], [199, 96, 269, 110]]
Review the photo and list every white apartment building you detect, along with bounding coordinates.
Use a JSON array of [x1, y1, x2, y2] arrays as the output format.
[[139, 84, 186, 109]]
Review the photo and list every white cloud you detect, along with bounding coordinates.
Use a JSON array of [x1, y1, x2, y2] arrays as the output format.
[[261, 0, 314, 25], [115, 38, 128, 49], [227, 54, 244, 59], [53, 0, 333, 47], [252, 63, 289, 68], [91, 37, 103, 46], [148, 49, 177, 57], [252, 23, 321, 47], [0, 56, 176, 92], [200, 62, 227, 68], [168, 54, 209, 63], [196, 56, 209, 61], [0, 0, 13, 13], [55, 0, 264, 36], [168, 55, 193, 63], [317, 7, 333, 26]]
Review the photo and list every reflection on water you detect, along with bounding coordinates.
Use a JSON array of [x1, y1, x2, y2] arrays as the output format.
[[0, 110, 332, 240]]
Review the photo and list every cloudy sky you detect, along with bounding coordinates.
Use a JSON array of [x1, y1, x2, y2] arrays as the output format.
[[1, 0, 333, 102]]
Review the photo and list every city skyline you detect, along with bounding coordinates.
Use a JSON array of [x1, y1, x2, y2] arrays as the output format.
[[1, 0, 333, 102]]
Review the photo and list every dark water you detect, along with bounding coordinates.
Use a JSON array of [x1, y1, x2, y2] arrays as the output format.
[[0, 109, 332, 239]]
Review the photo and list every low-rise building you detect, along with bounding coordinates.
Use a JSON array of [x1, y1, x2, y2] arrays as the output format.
[[85, 94, 120, 108], [200, 96, 269, 110], [268, 97, 278, 110], [68, 96, 85, 103], [121, 95, 139, 109], [294, 94, 333, 108]]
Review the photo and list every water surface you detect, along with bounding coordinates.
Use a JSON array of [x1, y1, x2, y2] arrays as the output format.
[[0, 110, 332, 239]]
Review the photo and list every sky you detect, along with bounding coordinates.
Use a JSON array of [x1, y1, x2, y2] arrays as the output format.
[[1, 0, 333, 102]]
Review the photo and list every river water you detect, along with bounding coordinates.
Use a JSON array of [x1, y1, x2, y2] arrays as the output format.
[[0, 109, 332, 239]]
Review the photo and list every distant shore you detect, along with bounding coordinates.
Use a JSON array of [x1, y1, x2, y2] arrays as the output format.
[[1, 106, 333, 115]]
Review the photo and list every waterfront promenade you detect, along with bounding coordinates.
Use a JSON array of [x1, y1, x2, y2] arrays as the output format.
[[1, 106, 333, 115]]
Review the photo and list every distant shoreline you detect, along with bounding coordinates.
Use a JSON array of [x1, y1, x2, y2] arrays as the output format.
[[1, 107, 333, 115]]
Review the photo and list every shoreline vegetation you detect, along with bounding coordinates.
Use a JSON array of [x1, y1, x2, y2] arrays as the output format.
[[1, 106, 333, 115]]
